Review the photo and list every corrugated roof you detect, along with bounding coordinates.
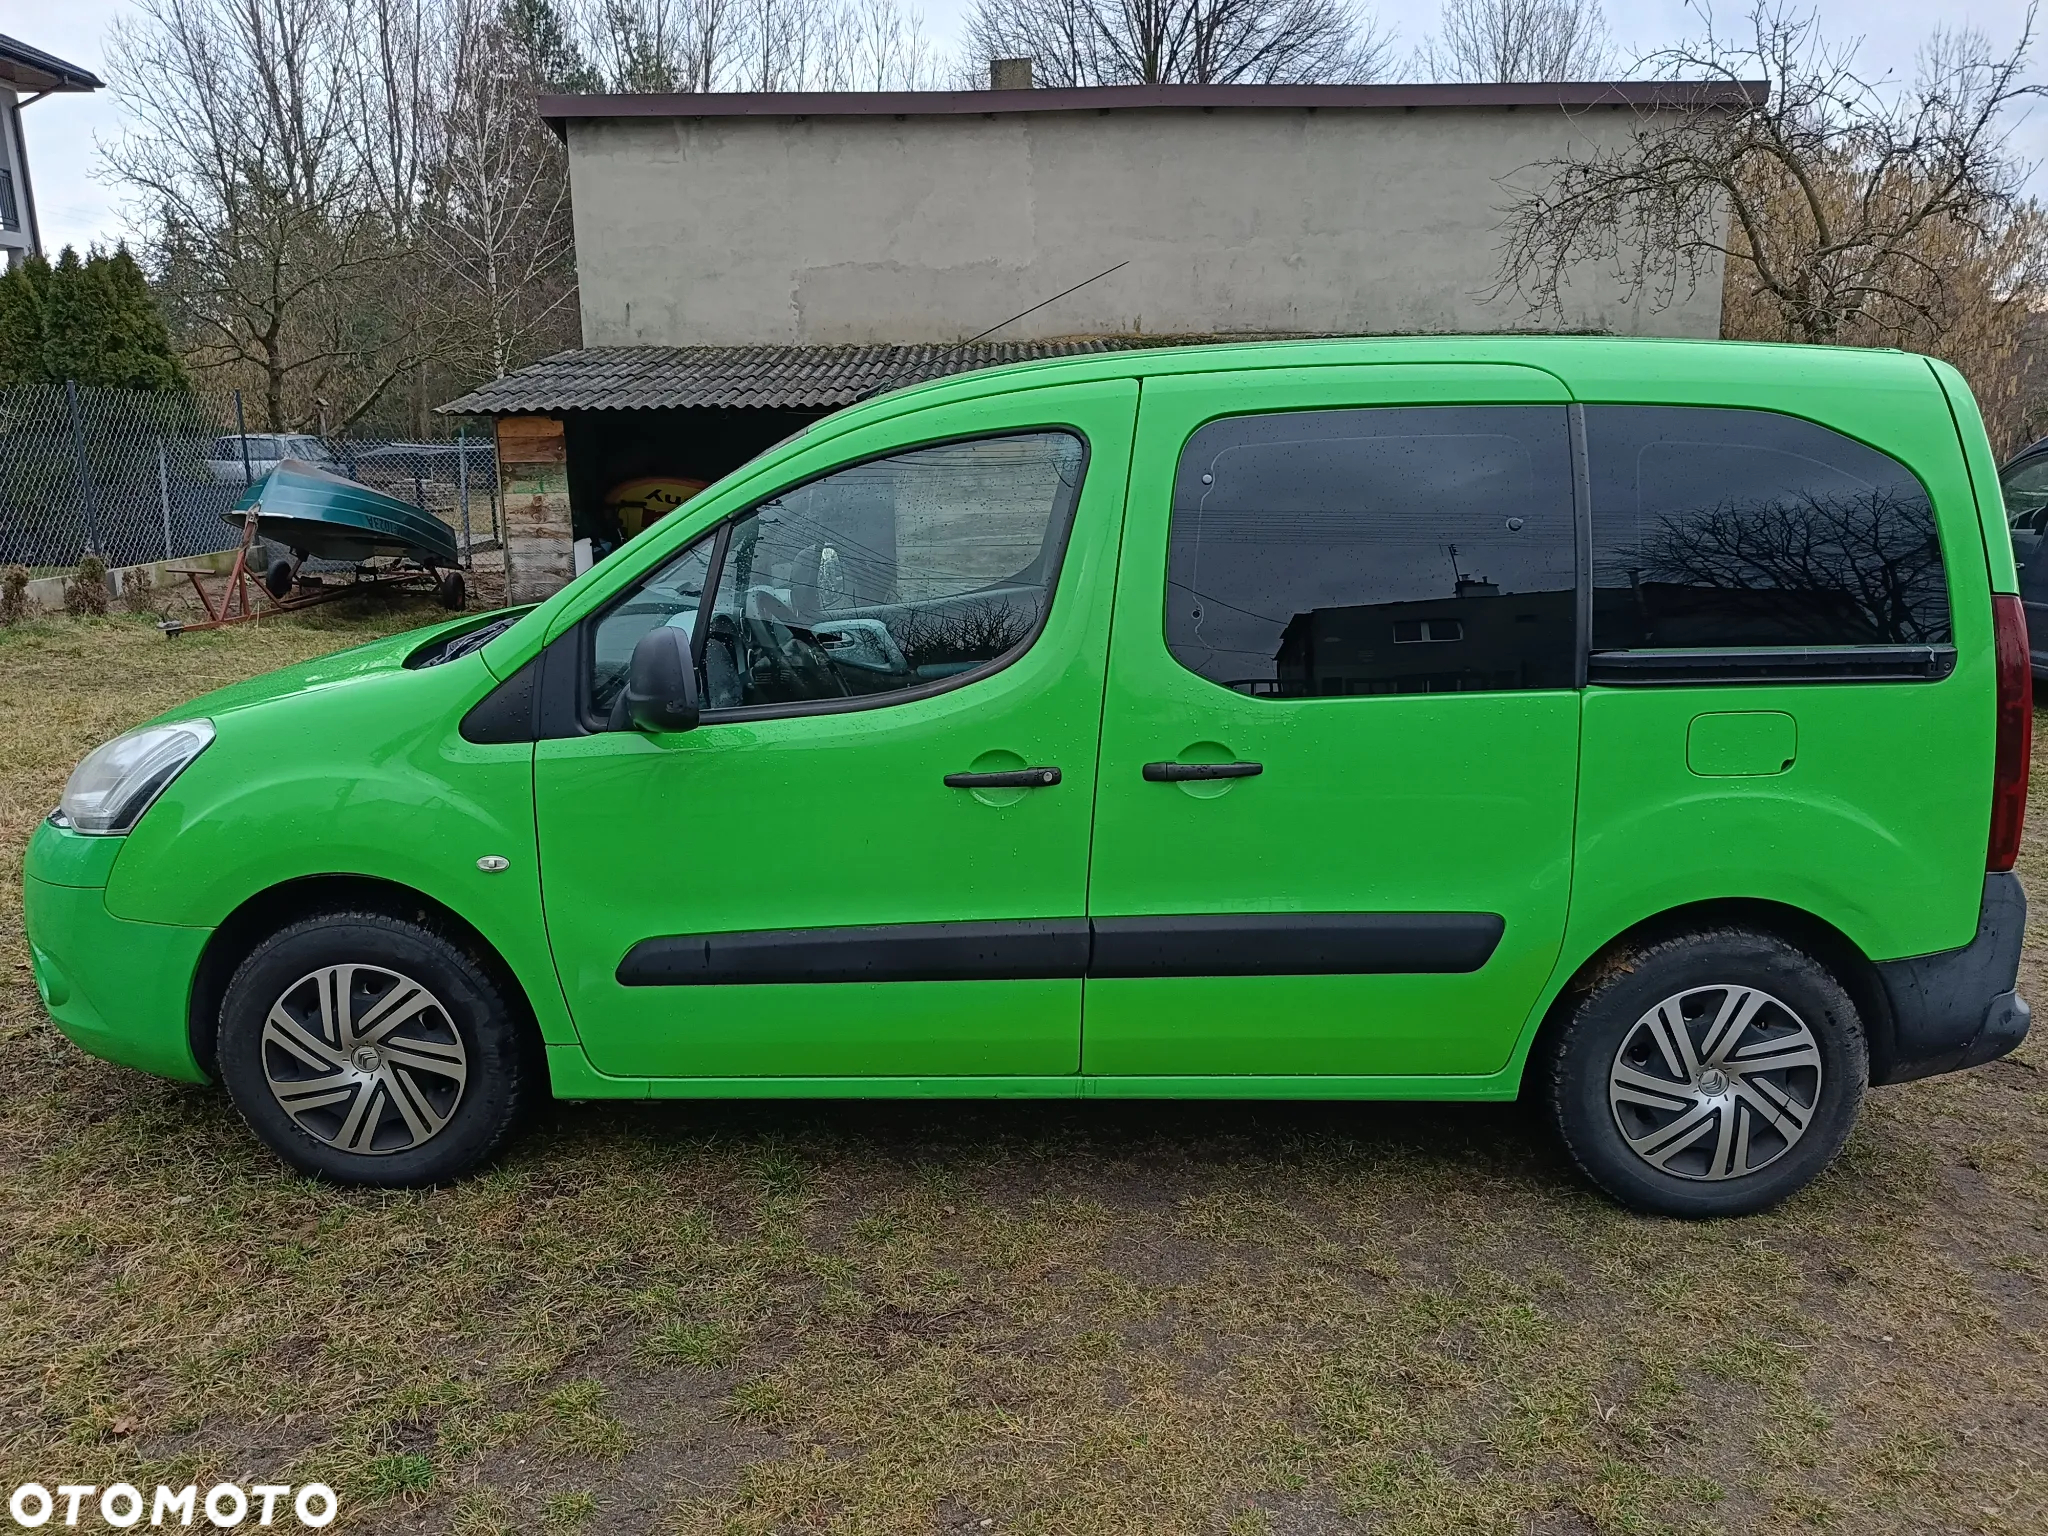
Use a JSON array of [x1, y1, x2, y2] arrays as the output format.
[[438, 340, 1179, 415], [539, 80, 1767, 134]]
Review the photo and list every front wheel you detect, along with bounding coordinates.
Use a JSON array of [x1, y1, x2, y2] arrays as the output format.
[[1542, 928, 1868, 1218], [217, 912, 536, 1186]]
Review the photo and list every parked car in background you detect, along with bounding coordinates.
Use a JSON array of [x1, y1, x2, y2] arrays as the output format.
[[1998, 438, 2048, 678], [346, 442, 486, 526], [349, 442, 474, 474], [26, 337, 2031, 1218], [204, 433, 339, 484]]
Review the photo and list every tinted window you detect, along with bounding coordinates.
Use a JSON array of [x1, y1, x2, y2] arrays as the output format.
[[592, 432, 1084, 721], [1588, 406, 1949, 650], [1164, 407, 1577, 697]]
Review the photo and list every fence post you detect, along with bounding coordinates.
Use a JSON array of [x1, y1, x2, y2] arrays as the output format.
[[234, 390, 253, 485], [457, 426, 472, 569], [65, 379, 102, 556], [158, 439, 173, 562]]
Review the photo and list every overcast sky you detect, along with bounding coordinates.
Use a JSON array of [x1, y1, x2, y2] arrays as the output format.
[[13, 0, 2048, 256]]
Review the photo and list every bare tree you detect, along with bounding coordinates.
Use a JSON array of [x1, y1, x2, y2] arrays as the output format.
[[839, 0, 937, 88], [424, 0, 581, 380], [1418, 0, 1611, 82], [583, 0, 695, 88], [106, 0, 411, 430], [1494, 5, 2047, 347], [578, 0, 935, 91], [960, 0, 1393, 87], [344, 0, 436, 238]]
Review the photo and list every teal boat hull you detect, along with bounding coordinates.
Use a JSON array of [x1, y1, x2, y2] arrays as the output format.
[[226, 459, 460, 566]]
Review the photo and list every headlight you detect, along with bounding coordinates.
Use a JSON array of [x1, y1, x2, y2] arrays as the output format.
[[57, 720, 216, 835]]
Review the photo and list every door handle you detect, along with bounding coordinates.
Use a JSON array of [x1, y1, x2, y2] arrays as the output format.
[[944, 766, 1061, 789], [1143, 761, 1263, 782]]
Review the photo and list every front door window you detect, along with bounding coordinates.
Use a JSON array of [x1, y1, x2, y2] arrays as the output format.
[[589, 432, 1085, 720]]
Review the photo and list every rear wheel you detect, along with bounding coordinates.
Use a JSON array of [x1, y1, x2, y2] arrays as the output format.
[[217, 912, 535, 1186], [1543, 928, 1867, 1218]]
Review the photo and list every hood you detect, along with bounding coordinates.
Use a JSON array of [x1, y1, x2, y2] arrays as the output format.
[[150, 609, 528, 725]]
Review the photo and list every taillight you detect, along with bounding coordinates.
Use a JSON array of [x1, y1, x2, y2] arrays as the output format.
[[1989, 592, 2032, 872]]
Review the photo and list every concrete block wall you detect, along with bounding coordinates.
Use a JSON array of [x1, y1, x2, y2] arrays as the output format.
[[566, 105, 1730, 348]]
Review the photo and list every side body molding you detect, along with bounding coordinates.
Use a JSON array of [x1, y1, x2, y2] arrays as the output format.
[[617, 913, 1507, 986]]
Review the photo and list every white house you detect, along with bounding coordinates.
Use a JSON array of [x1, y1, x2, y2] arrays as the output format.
[[0, 33, 105, 269]]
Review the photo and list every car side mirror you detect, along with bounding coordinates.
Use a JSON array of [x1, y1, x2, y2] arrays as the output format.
[[622, 626, 700, 733]]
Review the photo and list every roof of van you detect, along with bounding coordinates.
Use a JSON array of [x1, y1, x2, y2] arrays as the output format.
[[818, 332, 1932, 419]]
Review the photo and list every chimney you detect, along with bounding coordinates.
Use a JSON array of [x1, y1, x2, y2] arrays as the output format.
[[989, 57, 1034, 90]]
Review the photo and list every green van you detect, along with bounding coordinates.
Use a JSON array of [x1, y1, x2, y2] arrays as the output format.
[[22, 337, 2033, 1217]]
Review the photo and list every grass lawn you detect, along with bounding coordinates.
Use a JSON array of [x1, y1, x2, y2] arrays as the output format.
[[2, 603, 2045, 1535]]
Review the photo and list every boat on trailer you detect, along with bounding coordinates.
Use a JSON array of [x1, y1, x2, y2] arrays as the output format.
[[162, 459, 466, 633], [226, 458, 462, 567]]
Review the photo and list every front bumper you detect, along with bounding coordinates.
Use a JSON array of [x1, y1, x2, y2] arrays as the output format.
[[22, 820, 211, 1084], [1872, 872, 2031, 1085]]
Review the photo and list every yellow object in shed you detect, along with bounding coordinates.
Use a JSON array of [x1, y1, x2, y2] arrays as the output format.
[[606, 477, 708, 538]]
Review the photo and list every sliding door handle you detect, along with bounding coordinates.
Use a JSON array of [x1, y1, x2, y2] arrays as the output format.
[[944, 766, 1061, 789], [1143, 761, 1263, 782]]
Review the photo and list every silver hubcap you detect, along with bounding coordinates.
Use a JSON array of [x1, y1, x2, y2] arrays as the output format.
[[261, 964, 468, 1155], [1608, 984, 1824, 1181]]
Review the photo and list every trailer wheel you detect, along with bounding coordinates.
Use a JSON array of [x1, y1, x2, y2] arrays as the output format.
[[437, 569, 466, 610], [266, 557, 295, 599]]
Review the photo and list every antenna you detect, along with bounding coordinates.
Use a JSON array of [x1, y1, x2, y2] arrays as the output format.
[[861, 260, 1132, 400], [955, 260, 1130, 347]]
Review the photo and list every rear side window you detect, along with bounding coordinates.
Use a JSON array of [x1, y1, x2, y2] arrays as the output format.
[[1587, 406, 1950, 650], [1164, 406, 1577, 697]]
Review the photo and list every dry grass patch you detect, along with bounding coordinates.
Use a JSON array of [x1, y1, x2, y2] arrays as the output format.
[[0, 608, 2044, 1533]]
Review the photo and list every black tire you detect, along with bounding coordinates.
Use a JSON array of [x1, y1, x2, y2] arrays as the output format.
[[437, 569, 466, 610], [1543, 927, 1867, 1218], [266, 557, 295, 599], [216, 911, 536, 1186]]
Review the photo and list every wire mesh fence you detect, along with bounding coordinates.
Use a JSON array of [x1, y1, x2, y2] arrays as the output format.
[[0, 382, 498, 574]]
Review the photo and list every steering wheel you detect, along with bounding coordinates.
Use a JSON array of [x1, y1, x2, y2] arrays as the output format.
[[742, 588, 847, 699]]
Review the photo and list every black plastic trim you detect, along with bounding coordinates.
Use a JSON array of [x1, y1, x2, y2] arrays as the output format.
[[616, 911, 1506, 986], [692, 520, 732, 674], [944, 767, 1061, 788], [1088, 912, 1504, 977], [459, 656, 541, 744], [1588, 645, 1957, 686], [537, 628, 594, 740], [1872, 872, 2031, 1084], [619, 919, 1092, 985], [1568, 403, 1592, 692], [1142, 761, 1262, 782]]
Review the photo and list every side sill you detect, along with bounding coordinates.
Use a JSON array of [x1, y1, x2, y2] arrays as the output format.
[[540, 1047, 1523, 1103]]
